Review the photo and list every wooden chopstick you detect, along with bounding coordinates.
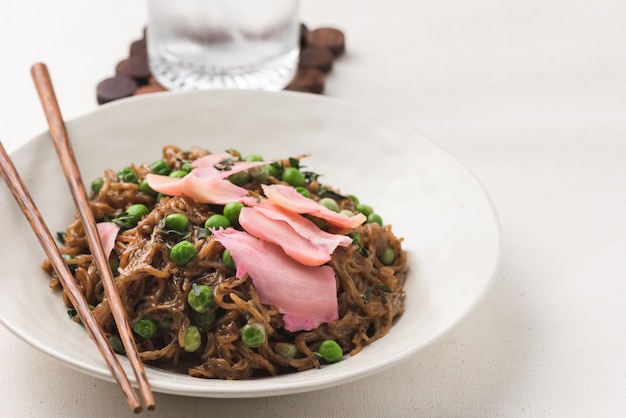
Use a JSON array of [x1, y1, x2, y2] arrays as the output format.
[[0, 141, 143, 413], [30, 63, 156, 412]]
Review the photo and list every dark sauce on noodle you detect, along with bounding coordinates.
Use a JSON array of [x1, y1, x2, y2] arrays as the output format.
[[42, 145, 407, 379]]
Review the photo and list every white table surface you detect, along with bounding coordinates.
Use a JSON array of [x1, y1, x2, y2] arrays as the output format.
[[1, 1, 625, 417]]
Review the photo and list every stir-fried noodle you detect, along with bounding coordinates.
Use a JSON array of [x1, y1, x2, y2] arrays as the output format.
[[43, 145, 407, 379]]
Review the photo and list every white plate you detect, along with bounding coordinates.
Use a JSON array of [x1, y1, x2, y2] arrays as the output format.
[[0, 90, 501, 398]]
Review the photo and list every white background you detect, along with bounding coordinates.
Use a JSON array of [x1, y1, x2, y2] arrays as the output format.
[[1, 0, 625, 416]]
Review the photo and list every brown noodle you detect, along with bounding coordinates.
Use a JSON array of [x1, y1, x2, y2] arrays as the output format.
[[42, 145, 407, 379]]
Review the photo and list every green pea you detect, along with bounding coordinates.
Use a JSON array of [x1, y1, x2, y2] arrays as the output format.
[[295, 186, 310, 198], [243, 154, 263, 162], [347, 194, 360, 206], [356, 203, 373, 217], [240, 323, 265, 348], [192, 311, 216, 330], [274, 342, 298, 358], [150, 159, 171, 176], [281, 167, 305, 187], [265, 164, 279, 178], [180, 161, 193, 173], [380, 247, 395, 265], [164, 213, 189, 231], [318, 197, 340, 212], [113, 203, 149, 228], [318, 339, 343, 363], [228, 171, 250, 186], [169, 169, 188, 178], [339, 209, 354, 217], [132, 318, 157, 338], [117, 167, 138, 183], [222, 249, 235, 270], [156, 317, 173, 330], [367, 213, 383, 225], [188, 283, 214, 313], [170, 240, 196, 265], [223, 202, 244, 225], [183, 325, 202, 352], [205, 214, 231, 231], [249, 165, 269, 183], [128, 204, 149, 217], [91, 177, 104, 194], [138, 179, 156, 195]]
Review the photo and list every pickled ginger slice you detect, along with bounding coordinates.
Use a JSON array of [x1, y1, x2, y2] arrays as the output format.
[[145, 152, 267, 204], [238, 206, 331, 266], [146, 173, 250, 204], [191, 152, 267, 179], [212, 228, 339, 332], [96, 222, 120, 259], [241, 197, 353, 255], [261, 184, 366, 229]]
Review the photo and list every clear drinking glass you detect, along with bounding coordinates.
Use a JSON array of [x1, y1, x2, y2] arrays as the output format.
[[147, 0, 301, 91]]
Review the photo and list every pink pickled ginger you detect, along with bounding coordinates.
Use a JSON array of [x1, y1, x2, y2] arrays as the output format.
[[238, 206, 332, 266], [261, 184, 366, 229], [96, 222, 120, 259], [145, 152, 267, 204], [239, 199, 352, 266], [212, 228, 339, 332], [191, 152, 267, 180], [146, 173, 251, 204]]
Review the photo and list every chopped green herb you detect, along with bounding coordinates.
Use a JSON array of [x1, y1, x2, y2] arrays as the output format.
[[303, 170, 320, 183], [112, 204, 149, 229], [348, 232, 361, 245], [56, 231, 66, 245], [197, 227, 209, 239], [109, 336, 125, 354], [288, 157, 300, 169], [91, 177, 104, 194], [376, 284, 392, 293], [319, 188, 346, 201], [63, 253, 76, 274], [213, 157, 236, 171]]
